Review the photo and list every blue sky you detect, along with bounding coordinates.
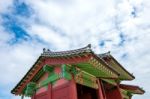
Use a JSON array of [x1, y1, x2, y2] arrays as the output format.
[[0, 0, 150, 99]]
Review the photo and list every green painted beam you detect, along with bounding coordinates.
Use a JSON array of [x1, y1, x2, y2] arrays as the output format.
[[40, 73, 59, 87], [24, 82, 36, 96], [76, 63, 113, 78], [102, 79, 117, 85], [61, 64, 72, 80], [43, 65, 54, 73]]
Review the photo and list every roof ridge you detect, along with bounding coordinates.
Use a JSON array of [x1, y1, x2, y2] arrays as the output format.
[[41, 44, 92, 57]]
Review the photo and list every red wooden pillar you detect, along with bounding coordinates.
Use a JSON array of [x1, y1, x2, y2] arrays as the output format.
[[97, 80, 105, 99], [47, 84, 52, 99], [70, 77, 78, 99], [31, 94, 36, 99], [115, 84, 123, 99], [105, 84, 123, 99]]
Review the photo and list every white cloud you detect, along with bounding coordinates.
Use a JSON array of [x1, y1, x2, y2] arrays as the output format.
[[0, 0, 13, 14], [0, 0, 150, 99]]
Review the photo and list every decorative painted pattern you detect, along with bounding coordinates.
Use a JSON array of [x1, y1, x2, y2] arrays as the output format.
[[74, 68, 98, 89], [87, 57, 118, 78]]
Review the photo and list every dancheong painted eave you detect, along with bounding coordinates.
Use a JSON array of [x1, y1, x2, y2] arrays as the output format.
[[11, 44, 137, 95], [98, 52, 135, 80], [120, 84, 145, 94]]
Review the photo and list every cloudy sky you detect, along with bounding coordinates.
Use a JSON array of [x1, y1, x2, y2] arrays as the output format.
[[0, 0, 150, 99]]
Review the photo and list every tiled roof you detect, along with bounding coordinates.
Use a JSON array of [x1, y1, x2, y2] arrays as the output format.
[[41, 44, 92, 57]]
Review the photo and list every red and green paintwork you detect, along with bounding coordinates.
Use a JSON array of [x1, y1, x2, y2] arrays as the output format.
[[11, 45, 144, 99]]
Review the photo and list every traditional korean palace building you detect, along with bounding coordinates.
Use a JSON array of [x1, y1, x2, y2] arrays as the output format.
[[11, 44, 144, 99]]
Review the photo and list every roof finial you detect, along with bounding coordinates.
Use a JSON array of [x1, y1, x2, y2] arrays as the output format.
[[43, 48, 46, 53], [87, 44, 91, 48], [47, 49, 52, 52], [47, 49, 50, 51]]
